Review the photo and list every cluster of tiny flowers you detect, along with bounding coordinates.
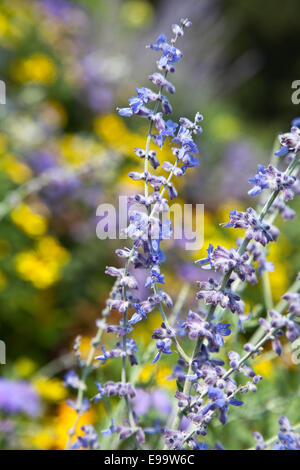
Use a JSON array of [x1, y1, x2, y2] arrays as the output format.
[[196, 278, 245, 316], [64, 14, 300, 450], [0, 378, 40, 416], [253, 416, 300, 450], [64, 18, 206, 449], [161, 125, 299, 449], [248, 164, 296, 199], [198, 244, 257, 284], [223, 207, 280, 246], [163, 277, 299, 449], [104, 17, 201, 375], [275, 121, 300, 156]]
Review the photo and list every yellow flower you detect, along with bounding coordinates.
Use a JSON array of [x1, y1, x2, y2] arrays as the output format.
[[76, 336, 94, 363], [30, 430, 56, 450], [133, 312, 161, 345], [210, 113, 240, 141], [37, 236, 69, 264], [54, 401, 95, 450], [0, 133, 7, 153], [10, 53, 57, 84], [33, 376, 67, 402], [13, 356, 36, 378], [11, 203, 48, 237], [121, 1, 154, 28], [94, 114, 145, 154], [59, 134, 103, 167], [156, 365, 176, 391], [253, 360, 274, 379], [94, 114, 173, 162], [269, 263, 289, 301], [138, 363, 176, 391], [138, 364, 155, 384], [0, 12, 9, 37], [15, 236, 70, 289], [1, 153, 32, 184]]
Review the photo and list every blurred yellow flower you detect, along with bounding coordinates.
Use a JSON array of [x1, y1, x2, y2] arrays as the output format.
[[59, 134, 103, 167], [14, 356, 36, 378], [133, 312, 161, 345], [94, 114, 173, 162], [138, 363, 175, 391], [10, 53, 57, 84], [1, 153, 32, 184], [33, 376, 67, 402], [11, 203, 48, 237], [54, 401, 95, 450], [30, 429, 56, 450], [210, 114, 241, 141], [253, 360, 274, 379], [269, 263, 289, 301], [94, 114, 145, 154], [76, 336, 94, 363], [156, 365, 176, 391], [139, 364, 155, 384], [0, 133, 7, 153], [15, 236, 70, 288], [121, 1, 154, 28], [0, 12, 9, 37]]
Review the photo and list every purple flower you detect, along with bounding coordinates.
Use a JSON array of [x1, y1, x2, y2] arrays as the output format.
[[102, 419, 116, 437], [238, 238, 274, 275], [200, 386, 243, 425], [276, 125, 300, 155], [254, 416, 300, 450], [72, 425, 100, 450], [132, 388, 172, 417], [200, 244, 257, 284], [94, 382, 105, 402], [128, 304, 147, 325], [145, 268, 165, 288], [197, 278, 244, 316], [64, 370, 81, 389], [197, 244, 214, 269], [0, 379, 40, 416], [103, 381, 136, 399], [152, 338, 172, 363], [248, 165, 296, 200], [223, 208, 279, 246], [148, 73, 175, 94], [95, 339, 138, 366]]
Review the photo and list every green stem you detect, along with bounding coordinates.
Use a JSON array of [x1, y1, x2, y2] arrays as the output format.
[[262, 269, 273, 311]]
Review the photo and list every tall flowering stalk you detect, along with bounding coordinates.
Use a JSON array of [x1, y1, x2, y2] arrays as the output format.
[[164, 129, 300, 449], [63, 16, 300, 450], [65, 18, 202, 449]]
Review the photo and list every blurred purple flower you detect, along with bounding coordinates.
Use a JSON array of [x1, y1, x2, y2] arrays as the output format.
[[132, 388, 172, 417], [0, 378, 40, 416], [27, 150, 58, 173]]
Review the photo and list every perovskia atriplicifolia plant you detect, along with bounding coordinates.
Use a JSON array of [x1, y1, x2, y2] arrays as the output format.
[[63, 17, 300, 451]]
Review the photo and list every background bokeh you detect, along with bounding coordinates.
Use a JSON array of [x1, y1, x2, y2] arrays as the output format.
[[0, 0, 299, 450]]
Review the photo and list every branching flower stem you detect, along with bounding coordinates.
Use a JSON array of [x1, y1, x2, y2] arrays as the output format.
[[169, 156, 299, 435], [248, 422, 300, 450], [65, 303, 109, 449], [182, 308, 299, 446]]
